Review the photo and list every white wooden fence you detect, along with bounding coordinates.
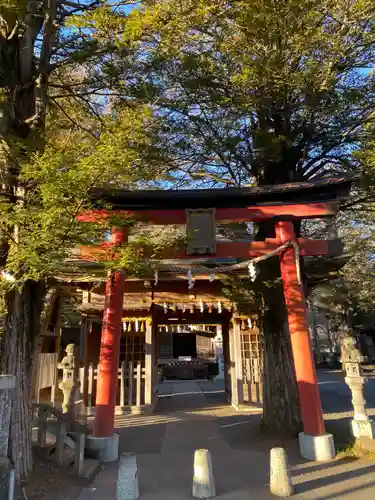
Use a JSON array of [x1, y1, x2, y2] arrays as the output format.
[[33, 353, 59, 403], [243, 357, 263, 404], [80, 361, 148, 412]]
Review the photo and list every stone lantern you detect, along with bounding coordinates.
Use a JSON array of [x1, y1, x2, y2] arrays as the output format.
[[58, 343, 81, 415], [341, 334, 374, 439]]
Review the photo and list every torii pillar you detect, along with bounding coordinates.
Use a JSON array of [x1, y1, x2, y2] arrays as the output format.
[[86, 227, 126, 462], [276, 220, 335, 461]]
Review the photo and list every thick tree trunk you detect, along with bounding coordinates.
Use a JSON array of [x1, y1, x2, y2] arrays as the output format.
[[1, 280, 45, 483], [259, 255, 302, 436]]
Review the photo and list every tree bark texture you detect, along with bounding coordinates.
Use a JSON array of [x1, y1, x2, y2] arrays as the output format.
[[1, 280, 45, 483], [258, 254, 302, 436]]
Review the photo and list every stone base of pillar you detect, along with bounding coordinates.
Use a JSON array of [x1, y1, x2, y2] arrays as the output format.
[[299, 432, 336, 462], [85, 434, 119, 463], [351, 419, 375, 439]]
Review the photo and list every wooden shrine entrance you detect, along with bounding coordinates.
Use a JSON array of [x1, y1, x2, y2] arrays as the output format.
[[79, 290, 263, 416], [77, 173, 357, 461]]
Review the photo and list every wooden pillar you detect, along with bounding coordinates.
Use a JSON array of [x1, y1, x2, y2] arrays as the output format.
[[51, 295, 63, 406], [80, 317, 91, 407], [229, 319, 244, 408], [145, 319, 155, 406], [276, 220, 325, 436], [93, 227, 127, 437], [222, 320, 231, 396]]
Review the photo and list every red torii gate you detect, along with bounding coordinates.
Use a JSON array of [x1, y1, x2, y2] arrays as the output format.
[[79, 174, 356, 462]]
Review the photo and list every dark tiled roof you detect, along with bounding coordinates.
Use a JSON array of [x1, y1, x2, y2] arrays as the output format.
[[90, 173, 359, 210]]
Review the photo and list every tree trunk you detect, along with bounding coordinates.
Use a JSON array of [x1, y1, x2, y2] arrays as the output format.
[[1, 280, 45, 483], [259, 255, 302, 436]]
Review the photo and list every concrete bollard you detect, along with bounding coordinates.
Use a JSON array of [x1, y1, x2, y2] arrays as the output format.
[[116, 453, 139, 500], [192, 449, 215, 499], [270, 448, 294, 497]]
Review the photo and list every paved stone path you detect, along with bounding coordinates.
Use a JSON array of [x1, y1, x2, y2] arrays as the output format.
[[76, 377, 375, 500]]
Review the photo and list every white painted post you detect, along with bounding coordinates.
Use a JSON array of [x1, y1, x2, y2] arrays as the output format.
[[229, 322, 244, 407], [192, 449, 215, 499], [270, 448, 294, 497], [88, 363, 93, 411], [214, 325, 225, 380], [233, 321, 244, 404], [128, 362, 134, 406], [136, 362, 142, 407], [120, 362, 125, 407], [116, 452, 139, 500], [144, 322, 154, 405], [79, 368, 84, 399]]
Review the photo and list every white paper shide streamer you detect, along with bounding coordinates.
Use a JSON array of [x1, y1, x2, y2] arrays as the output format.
[[187, 268, 194, 289], [248, 261, 257, 282]]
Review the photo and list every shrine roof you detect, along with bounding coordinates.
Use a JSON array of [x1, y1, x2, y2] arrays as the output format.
[[90, 173, 358, 210]]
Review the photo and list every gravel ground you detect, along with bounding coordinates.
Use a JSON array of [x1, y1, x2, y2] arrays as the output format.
[[22, 454, 86, 500]]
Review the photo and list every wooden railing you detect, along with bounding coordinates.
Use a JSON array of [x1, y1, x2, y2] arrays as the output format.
[[32, 403, 87, 476], [80, 361, 146, 411]]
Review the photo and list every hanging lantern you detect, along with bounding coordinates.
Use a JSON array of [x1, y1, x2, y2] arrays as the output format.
[[217, 301, 222, 314], [177, 325, 181, 333], [123, 321, 127, 332], [208, 304, 213, 313], [241, 319, 246, 330], [200, 300, 204, 313], [248, 318, 252, 329], [154, 269, 159, 286], [163, 303, 168, 314], [135, 319, 139, 332], [209, 272, 215, 282]]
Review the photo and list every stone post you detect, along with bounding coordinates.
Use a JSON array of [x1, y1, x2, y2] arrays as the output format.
[[270, 448, 294, 497], [341, 334, 374, 439], [116, 453, 139, 500], [192, 449, 215, 499]]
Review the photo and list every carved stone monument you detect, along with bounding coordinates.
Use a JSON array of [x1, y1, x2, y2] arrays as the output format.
[[58, 344, 81, 416], [341, 334, 374, 439]]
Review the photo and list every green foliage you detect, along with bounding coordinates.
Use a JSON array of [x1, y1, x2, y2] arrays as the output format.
[[106, 0, 375, 316], [0, 1, 176, 288], [105, 0, 375, 187]]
